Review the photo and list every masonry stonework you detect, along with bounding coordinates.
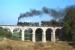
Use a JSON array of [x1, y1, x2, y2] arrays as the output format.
[[0, 25, 62, 43]]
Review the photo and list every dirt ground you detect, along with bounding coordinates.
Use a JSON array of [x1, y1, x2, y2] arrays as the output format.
[[0, 39, 75, 50]]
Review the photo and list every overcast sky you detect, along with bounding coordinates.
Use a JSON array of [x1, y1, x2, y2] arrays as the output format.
[[0, 0, 75, 25]]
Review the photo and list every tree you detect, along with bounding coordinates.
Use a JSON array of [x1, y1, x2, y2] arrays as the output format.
[[0, 27, 12, 40], [63, 5, 75, 42]]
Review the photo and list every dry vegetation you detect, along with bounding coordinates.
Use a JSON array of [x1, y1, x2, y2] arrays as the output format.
[[0, 39, 75, 50]]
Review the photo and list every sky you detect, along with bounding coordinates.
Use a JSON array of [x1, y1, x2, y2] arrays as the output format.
[[0, 0, 75, 25]]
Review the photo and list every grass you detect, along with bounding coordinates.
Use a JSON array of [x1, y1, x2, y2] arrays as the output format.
[[0, 39, 75, 50]]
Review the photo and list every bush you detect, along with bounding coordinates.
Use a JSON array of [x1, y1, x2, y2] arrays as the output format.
[[12, 32, 21, 40], [0, 27, 12, 40]]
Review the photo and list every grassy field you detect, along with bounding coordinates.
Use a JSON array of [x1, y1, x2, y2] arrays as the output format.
[[0, 39, 75, 50]]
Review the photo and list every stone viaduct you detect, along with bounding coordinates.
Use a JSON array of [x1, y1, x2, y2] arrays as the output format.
[[0, 25, 62, 43]]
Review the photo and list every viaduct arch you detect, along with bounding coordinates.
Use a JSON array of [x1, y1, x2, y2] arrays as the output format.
[[0, 25, 62, 43]]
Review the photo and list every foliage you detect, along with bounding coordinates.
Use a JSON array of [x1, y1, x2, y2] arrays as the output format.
[[12, 30, 21, 40], [63, 5, 75, 42], [0, 27, 12, 39]]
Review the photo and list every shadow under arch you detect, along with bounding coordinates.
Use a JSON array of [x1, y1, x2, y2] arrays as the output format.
[[55, 28, 64, 41], [12, 28, 22, 40], [35, 28, 43, 42], [46, 28, 52, 41], [24, 28, 33, 41]]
